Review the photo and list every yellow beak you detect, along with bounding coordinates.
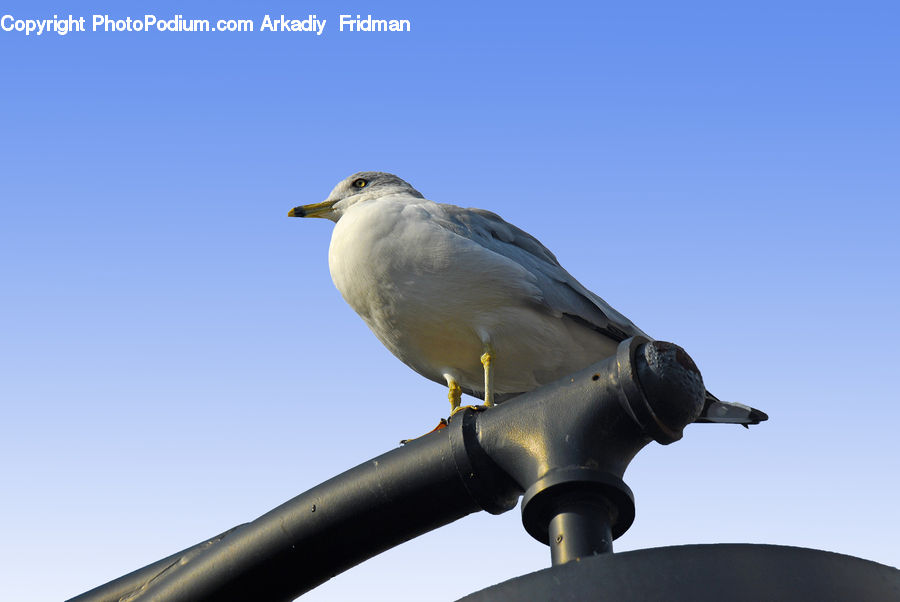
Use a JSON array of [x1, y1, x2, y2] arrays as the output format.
[[288, 199, 338, 218]]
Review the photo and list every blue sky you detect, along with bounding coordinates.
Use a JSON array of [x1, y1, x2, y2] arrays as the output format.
[[1, 1, 898, 600]]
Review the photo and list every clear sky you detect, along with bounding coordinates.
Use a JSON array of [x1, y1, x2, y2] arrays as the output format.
[[1, 1, 898, 600]]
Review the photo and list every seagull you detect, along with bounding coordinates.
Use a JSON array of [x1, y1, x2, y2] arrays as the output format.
[[289, 172, 767, 426]]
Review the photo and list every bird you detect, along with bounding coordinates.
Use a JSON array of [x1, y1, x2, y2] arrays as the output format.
[[288, 171, 766, 427]]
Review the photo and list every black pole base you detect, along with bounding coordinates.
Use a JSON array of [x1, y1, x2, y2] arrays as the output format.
[[458, 544, 900, 602], [521, 468, 633, 564]]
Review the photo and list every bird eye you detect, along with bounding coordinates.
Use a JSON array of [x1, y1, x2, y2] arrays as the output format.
[[352, 178, 368, 188]]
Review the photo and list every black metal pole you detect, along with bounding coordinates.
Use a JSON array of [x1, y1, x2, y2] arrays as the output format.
[[69, 429, 518, 602], [70, 337, 712, 601], [548, 497, 614, 564]]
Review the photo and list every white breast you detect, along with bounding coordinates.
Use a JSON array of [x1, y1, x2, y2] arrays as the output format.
[[327, 196, 618, 397]]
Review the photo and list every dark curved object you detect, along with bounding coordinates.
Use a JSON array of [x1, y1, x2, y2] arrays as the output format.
[[67, 338, 722, 602], [458, 543, 900, 602], [68, 428, 493, 602]]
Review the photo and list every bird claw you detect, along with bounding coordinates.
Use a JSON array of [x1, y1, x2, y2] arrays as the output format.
[[399, 418, 449, 445], [399, 404, 492, 445], [449, 404, 489, 419]]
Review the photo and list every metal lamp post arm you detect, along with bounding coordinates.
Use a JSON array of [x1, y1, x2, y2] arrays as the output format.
[[70, 337, 706, 602]]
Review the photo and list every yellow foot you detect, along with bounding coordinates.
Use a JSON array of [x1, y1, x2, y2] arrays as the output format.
[[450, 404, 484, 417], [446, 376, 463, 414], [481, 348, 495, 407]]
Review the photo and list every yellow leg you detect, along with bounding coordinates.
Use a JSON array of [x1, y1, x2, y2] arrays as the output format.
[[481, 346, 495, 407], [447, 378, 463, 415]]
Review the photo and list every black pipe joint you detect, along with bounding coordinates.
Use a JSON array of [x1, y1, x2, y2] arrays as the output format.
[[450, 337, 706, 561]]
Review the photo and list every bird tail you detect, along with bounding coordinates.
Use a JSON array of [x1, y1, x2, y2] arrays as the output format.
[[695, 391, 769, 428]]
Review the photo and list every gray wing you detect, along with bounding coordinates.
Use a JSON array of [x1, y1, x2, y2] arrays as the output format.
[[433, 203, 770, 425], [434, 203, 648, 343]]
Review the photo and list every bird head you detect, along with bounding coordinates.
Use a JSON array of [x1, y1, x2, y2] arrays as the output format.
[[288, 171, 424, 222]]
